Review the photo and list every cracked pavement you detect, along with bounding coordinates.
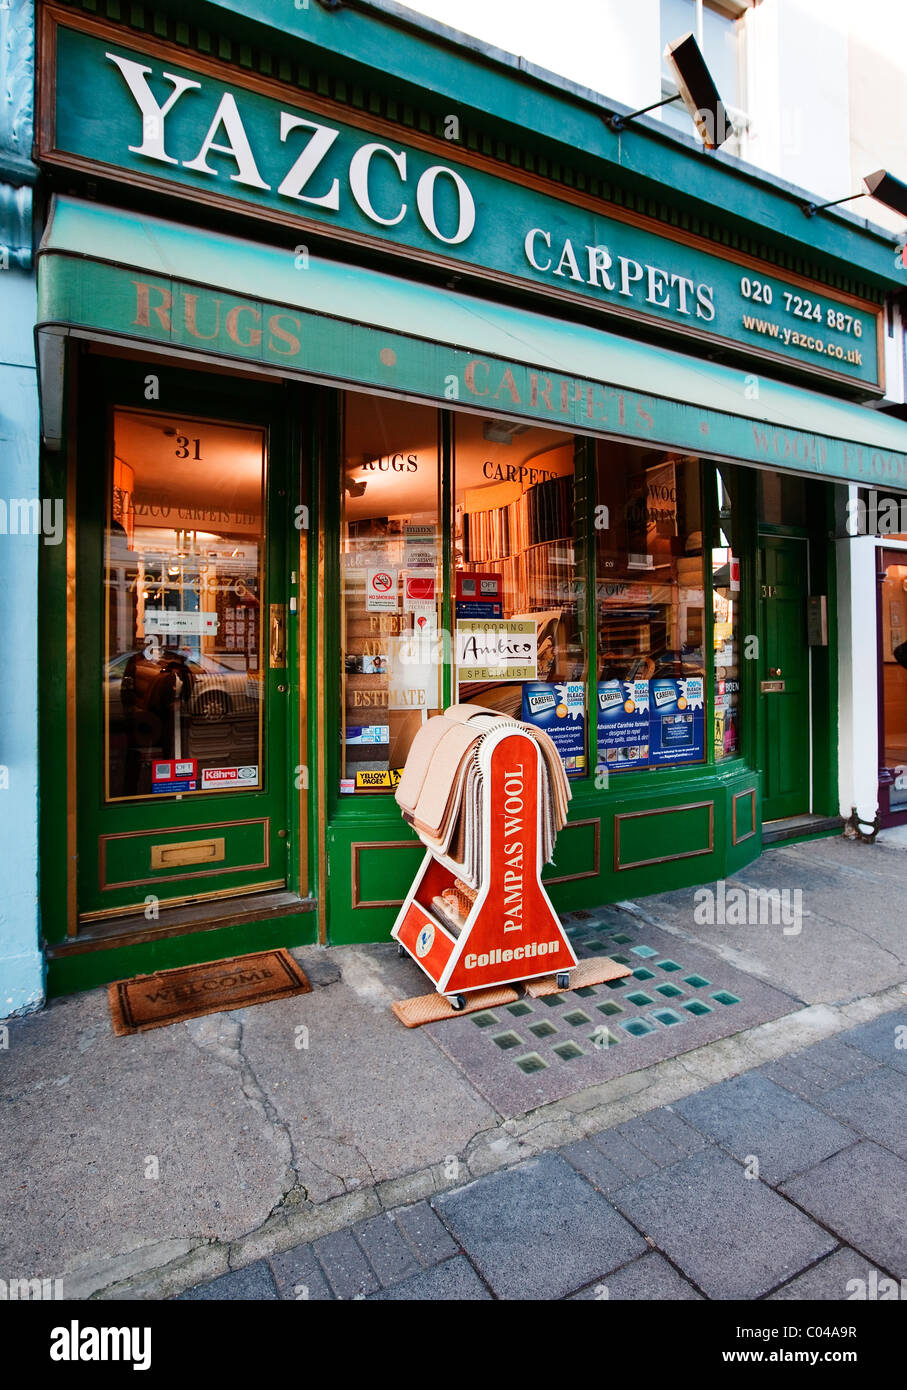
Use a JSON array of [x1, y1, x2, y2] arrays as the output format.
[[1, 836, 904, 1300]]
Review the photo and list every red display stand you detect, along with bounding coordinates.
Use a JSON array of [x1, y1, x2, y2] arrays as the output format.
[[392, 724, 577, 1008]]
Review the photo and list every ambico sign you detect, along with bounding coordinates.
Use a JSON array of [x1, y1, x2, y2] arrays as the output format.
[[41, 12, 885, 390]]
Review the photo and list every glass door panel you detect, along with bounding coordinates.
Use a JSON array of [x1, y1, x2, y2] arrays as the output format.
[[106, 410, 266, 800]]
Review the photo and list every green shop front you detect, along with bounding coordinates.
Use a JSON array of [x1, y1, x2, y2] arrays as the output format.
[[34, 2, 907, 995]]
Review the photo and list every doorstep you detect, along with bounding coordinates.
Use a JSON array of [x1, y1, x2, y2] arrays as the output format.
[[761, 814, 844, 846], [48, 889, 316, 957]]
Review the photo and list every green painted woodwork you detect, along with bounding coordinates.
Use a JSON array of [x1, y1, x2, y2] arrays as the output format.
[[40, 355, 314, 953], [757, 535, 812, 820], [100, 820, 270, 891], [322, 765, 760, 944], [615, 800, 714, 870], [38, 201, 907, 486], [810, 485, 840, 817], [73, 357, 292, 915], [47, 21, 883, 389], [354, 840, 425, 906], [733, 790, 756, 841], [543, 818, 600, 884], [45, 909, 316, 998]]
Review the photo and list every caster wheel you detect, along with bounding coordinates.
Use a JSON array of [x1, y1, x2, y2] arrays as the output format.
[[396, 942, 406, 957], [449, 994, 467, 1011], [556, 971, 571, 989]]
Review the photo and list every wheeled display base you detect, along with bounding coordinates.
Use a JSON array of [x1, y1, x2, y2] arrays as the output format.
[[392, 725, 577, 1007]]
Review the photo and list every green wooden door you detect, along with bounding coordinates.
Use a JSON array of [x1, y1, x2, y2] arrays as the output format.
[[75, 360, 291, 920], [757, 534, 810, 821]]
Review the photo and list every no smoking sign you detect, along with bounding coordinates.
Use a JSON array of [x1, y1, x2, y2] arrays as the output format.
[[366, 567, 399, 612]]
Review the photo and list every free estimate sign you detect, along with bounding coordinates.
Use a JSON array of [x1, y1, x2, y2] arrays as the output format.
[[40, 10, 885, 391]]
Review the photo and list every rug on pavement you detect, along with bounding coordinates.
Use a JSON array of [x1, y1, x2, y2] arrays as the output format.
[[108, 949, 311, 1035], [392, 985, 521, 1027], [423, 909, 801, 1116]]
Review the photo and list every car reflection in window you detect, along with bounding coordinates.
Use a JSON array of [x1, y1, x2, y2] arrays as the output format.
[[106, 648, 260, 796]]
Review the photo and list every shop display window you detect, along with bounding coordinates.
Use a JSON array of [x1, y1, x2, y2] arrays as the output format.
[[340, 396, 443, 792], [340, 400, 750, 792], [105, 410, 266, 800], [453, 415, 587, 776], [712, 467, 742, 761], [594, 442, 706, 771]]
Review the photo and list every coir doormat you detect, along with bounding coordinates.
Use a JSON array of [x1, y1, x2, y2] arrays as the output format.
[[108, 949, 311, 1035]]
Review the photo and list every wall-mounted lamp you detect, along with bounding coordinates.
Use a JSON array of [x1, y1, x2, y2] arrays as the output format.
[[803, 169, 907, 219], [605, 92, 683, 134], [663, 32, 731, 150], [606, 33, 731, 151]]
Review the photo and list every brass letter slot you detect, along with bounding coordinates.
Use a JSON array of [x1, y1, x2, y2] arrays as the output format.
[[760, 680, 786, 693], [151, 837, 225, 869]]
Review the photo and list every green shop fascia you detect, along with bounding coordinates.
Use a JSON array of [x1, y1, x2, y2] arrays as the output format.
[[33, 0, 907, 995]]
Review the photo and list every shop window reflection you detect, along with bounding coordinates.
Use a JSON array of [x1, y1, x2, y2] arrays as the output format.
[[105, 411, 265, 800], [454, 416, 587, 778], [595, 443, 706, 771], [340, 396, 443, 793], [712, 467, 741, 761]]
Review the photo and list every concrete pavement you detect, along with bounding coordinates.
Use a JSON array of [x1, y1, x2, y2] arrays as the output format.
[[1, 834, 904, 1301]]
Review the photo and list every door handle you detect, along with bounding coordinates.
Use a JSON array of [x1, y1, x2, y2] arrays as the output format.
[[269, 604, 286, 668], [768, 667, 782, 677]]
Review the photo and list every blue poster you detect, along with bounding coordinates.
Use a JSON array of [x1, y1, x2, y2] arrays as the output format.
[[521, 681, 586, 776], [596, 680, 650, 771], [648, 677, 705, 766]]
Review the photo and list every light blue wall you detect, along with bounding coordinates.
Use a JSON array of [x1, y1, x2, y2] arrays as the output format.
[[0, 265, 43, 1016]]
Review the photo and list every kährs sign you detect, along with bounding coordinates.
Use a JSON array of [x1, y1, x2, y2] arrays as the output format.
[[39, 8, 884, 392]]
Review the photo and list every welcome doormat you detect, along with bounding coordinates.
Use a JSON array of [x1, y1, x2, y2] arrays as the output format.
[[108, 949, 311, 1035]]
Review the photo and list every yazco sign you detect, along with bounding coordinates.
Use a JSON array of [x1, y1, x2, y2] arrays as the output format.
[[40, 11, 884, 391]]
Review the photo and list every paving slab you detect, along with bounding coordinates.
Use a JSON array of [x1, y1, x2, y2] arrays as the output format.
[[433, 1153, 647, 1300], [393, 1201, 459, 1266], [838, 1009, 907, 1073], [780, 1141, 907, 1274], [674, 1073, 856, 1182], [353, 1213, 421, 1286], [175, 1259, 278, 1301], [367, 1255, 491, 1300], [762, 1035, 883, 1098], [269, 1243, 334, 1301], [816, 1067, 907, 1157], [561, 1139, 647, 1195], [767, 1247, 900, 1301], [611, 1147, 837, 1299], [312, 1228, 380, 1299], [636, 839, 907, 1005], [569, 1251, 702, 1300], [424, 915, 799, 1116]]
